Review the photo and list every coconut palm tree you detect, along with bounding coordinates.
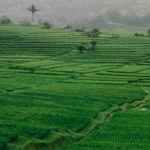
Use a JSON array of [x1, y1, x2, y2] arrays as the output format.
[[27, 4, 39, 23]]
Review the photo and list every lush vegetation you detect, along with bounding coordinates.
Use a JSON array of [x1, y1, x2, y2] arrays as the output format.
[[0, 25, 150, 150], [61, 109, 150, 150]]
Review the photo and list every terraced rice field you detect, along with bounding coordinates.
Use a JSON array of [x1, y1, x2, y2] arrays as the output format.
[[0, 25, 150, 150]]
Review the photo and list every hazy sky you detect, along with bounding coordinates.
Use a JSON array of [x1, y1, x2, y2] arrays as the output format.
[[0, 0, 150, 25]]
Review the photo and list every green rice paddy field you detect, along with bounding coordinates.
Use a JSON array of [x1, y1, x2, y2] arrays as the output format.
[[0, 25, 150, 150]]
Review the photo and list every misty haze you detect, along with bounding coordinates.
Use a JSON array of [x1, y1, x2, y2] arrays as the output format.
[[1, 0, 150, 28]]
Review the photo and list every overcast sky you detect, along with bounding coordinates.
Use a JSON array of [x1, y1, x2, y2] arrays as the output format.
[[0, 0, 150, 25]]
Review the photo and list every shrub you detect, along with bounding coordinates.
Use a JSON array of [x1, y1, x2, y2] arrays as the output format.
[[112, 34, 120, 38], [75, 28, 85, 32], [90, 41, 97, 50], [0, 16, 12, 24], [77, 44, 85, 54], [92, 28, 100, 34], [134, 33, 144, 37], [43, 22, 52, 29], [64, 25, 72, 30], [77, 42, 92, 54], [83, 28, 101, 38], [83, 32, 97, 38]]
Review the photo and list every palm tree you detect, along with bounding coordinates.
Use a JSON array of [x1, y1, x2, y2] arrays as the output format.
[[27, 4, 39, 23]]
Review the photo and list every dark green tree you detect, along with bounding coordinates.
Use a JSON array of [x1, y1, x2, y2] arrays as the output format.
[[27, 4, 39, 23], [0, 16, 12, 24], [90, 41, 97, 50], [78, 44, 86, 54], [83, 29, 100, 38], [148, 29, 150, 37], [91, 28, 100, 38], [43, 22, 53, 29], [92, 28, 100, 33]]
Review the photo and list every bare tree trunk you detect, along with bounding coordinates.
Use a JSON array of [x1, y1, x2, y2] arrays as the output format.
[[32, 13, 34, 24]]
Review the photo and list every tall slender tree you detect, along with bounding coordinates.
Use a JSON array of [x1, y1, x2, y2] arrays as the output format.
[[27, 4, 39, 23]]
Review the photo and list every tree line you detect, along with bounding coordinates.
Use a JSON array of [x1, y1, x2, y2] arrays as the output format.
[[73, 9, 150, 29]]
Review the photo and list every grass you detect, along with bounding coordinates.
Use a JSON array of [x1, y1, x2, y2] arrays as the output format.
[[61, 109, 150, 150], [0, 25, 150, 150]]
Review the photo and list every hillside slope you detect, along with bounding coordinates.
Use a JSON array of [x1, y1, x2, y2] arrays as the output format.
[[0, 26, 150, 150]]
